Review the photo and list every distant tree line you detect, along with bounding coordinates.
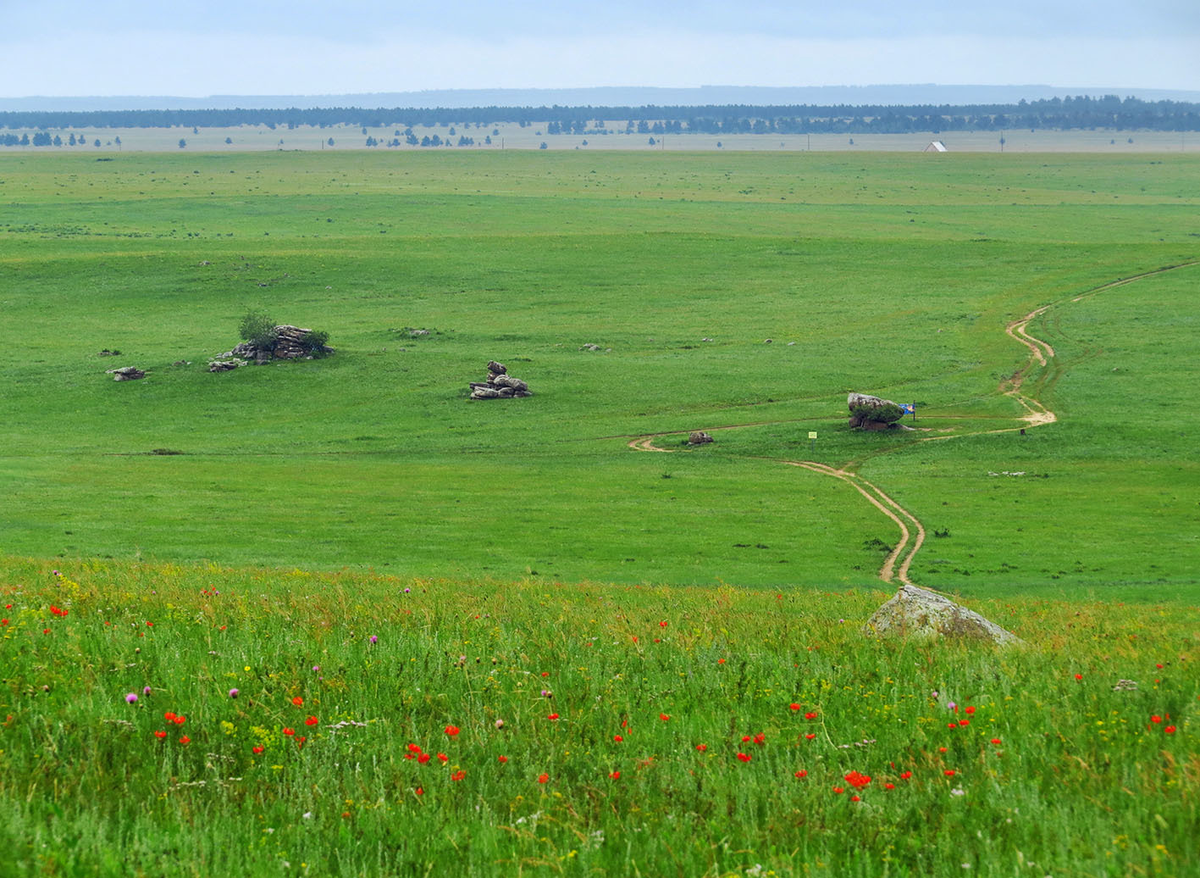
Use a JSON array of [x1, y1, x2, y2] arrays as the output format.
[[2, 96, 1198, 142]]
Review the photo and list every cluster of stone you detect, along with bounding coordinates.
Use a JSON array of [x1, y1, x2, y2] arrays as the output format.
[[106, 366, 145, 381], [468, 361, 531, 400], [213, 325, 331, 368]]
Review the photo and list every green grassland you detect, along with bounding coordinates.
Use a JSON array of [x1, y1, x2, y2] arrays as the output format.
[[1, 150, 1198, 876], [0, 560, 1196, 877], [0, 151, 1195, 597], [2, 149, 1198, 597]]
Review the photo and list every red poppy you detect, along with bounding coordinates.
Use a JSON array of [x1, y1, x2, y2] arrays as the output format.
[[944, 769, 956, 777], [965, 706, 976, 715], [537, 773, 549, 784], [1165, 725, 1176, 734], [939, 747, 948, 753], [884, 782, 895, 790], [164, 712, 177, 722], [845, 771, 872, 789], [794, 769, 807, 778], [252, 745, 264, 754], [695, 744, 707, 752], [283, 727, 295, 736], [174, 715, 186, 726], [437, 753, 448, 763], [296, 736, 306, 748], [153, 730, 167, 739], [0, 620, 6, 626], [990, 738, 1002, 745], [659, 621, 667, 628], [737, 752, 752, 762], [805, 733, 816, 740], [805, 712, 818, 720], [659, 713, 670, 722], [498, 755, 508, 763], [292, 696, 304, 707], [408, 743, 422, 753], [415, 787, 423, 796], [548, 713, 560, 721], [179, 736, 191, 745], [851, 795, 861, 802], [718, 658, 725, 664], [900, 771, 913, 780], [789, 703, 801, 711], [1074, 674, 1083, 681], [742, 735, 751, 742], [541, 672, 549, 677], [451, 770, 465, 782], [609, 771, 620, 779], [1150, 715, 1163, 724], [445, 725, 460, 736], [754, 733, 765, 745], [832, 786, 844, 794], [947, 723, 958, 730], [418, 753, 431, 764], [613, 734, 623, 742], [959, 719, 969, 726], [305, 716, 318, 726]]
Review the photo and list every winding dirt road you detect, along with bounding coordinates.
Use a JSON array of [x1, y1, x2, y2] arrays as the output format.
[[624, 261, 1197, 587]]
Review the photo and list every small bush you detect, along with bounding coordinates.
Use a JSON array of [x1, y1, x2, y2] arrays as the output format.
[[300, 329, 330, 356], [851, 402, 903, 424], [239, 310, 278, 349]]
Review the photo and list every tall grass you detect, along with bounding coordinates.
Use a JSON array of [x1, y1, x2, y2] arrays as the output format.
[[1, 557, 1194, 876]]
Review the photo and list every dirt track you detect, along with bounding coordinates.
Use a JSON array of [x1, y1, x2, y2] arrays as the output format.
[[623, 261, 1198, 586]]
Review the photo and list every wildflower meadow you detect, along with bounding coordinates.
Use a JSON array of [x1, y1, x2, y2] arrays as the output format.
[[0, 558, 1194, 876]]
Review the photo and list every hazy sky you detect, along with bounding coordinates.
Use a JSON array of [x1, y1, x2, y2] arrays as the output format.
[[2, 0, 1197, 96]]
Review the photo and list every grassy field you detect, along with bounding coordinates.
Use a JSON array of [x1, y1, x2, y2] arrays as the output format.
[[1, 150, 1198, 875], [2, 149, 1198, 597], [0, 558, 1195, 877]]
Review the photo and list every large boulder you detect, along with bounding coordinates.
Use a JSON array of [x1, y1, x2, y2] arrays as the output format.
[[848, 392, 904, 429], [863, 585, 1021, 645]]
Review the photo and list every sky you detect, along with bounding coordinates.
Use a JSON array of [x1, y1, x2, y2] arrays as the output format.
[[1, 0, 1198, 97]]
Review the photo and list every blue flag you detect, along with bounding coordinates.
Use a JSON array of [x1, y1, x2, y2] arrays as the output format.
[[899, 403, 915, 414]]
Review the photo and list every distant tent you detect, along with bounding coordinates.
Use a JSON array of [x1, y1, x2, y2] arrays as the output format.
[[923, 140, 947, 152]]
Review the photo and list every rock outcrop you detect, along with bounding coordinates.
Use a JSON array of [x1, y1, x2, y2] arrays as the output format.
[[863, 585, 1021, 645], [215, 325, 331, 366], [687, 431, 714, 445], [469, 361, 532, 400], [848, 392, 905, 430], [107, 366, 145, 381]]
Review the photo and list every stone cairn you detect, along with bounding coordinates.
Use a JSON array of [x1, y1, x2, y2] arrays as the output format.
[[469, 361, 531, 400], [211, 325, 331, 371]]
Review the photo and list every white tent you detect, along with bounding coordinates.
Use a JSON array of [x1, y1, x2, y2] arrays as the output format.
[[923, 140, 947, 152]]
